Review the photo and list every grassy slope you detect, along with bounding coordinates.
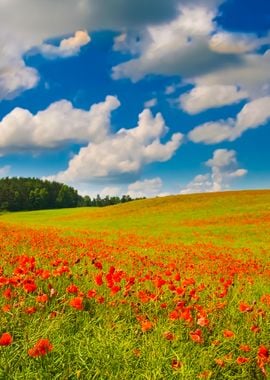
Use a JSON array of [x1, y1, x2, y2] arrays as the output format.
[[2, 190, 270, 252]]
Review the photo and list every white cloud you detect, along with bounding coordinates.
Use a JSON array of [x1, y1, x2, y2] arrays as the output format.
[[0, 34, 39, 100], [100, 186, 121, 197], [180, 149, 247, 194], [112, 6, 229, 82], [209, 32, 270, 54], [0, 96, 120, 152], [127, 177, 163, 198], [180, 85, 248, 114], [144, 98, 157, 108], [0, 165, 11, 178], [188, 96, 270, 144], [194, 50, 270, 98], [40, 31, 91, 58], [48, 109, 183, 182]]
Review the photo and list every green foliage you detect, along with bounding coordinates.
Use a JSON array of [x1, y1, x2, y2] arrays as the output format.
[[0, 177, 139, 211]]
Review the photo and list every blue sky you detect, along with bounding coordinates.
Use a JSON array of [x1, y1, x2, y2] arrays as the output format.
[[0, 0, 269, 197]]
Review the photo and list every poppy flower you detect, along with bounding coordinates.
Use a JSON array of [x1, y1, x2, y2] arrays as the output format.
[[141, 320, 153, 332], [69, 297, 84, 310], [190, 329, 203, 343], [163, 331, 175, 341], [28, 338, 53, 357], [171, 358, 182, 370], [223, 329, 235, 338], [0, 333, 12, 346], [236, 357, 249, 365]]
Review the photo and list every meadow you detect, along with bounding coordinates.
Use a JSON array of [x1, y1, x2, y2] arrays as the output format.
[[0, 190, 270, 379]]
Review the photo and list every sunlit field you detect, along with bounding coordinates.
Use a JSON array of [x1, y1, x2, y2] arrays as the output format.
[[0, 190, 270, 379]]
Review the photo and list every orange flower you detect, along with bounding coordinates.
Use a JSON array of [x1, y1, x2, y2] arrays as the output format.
[[28, 338, 53, 357], [95, 274, 103, 286], [171, 358, 182, 370], [66, 284, 79, 294], [36, 294, 48, 303], [69, 297, 84, 310], [87, 289, 97, 298], [190, 329, 204, 344], [258, 345, 269, 360], [0, 332, 12, 346], [25, 306, 37, 315], [240, 344, 251, 352], [239, 302, 253, 313], [141, 320, 153, 332], [223, 329, 235, 338], [215, 358, 225, 367], [163, 331, 175, 341], [197, 316, 209, 327], [236, 357, 249, 365]]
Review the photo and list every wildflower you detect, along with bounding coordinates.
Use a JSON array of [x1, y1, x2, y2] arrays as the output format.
[[215, 358, 225, 367], [28, 338, 53, 357], [66, 284, 78, 294], [236, 357, 249, 365], [251, 325, 260, 333], [69, 297, 84, 310], [190, 329, 204, 343], [36, 294, 48, 303], [95, 274, 103, 286], [197, 316, 209, 327], [87, 289, 97, 298], [2, 304, 11, 313], [25, 306, 37, 315], [240, 344, 251, 352], [0, 333, 12, 346], [23, 282, 37, 293], [239, 302, 253, 313], [223, 329, 235, 338], [171, 358, 182, 370], [163, 331, 175, 341], [141, 320, 153, 332]]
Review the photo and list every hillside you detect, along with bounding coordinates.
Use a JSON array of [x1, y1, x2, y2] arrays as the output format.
[[2, 189, 270, 252]]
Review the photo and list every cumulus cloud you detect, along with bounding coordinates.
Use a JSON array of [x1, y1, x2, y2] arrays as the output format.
[[180, 84, 248, 114], [100, 186, 121, 197], [0, 96, 120, 152], [112, 6, 240, 82], [193, 50, 270, 100], [188, 96, 270, 144], [180, 149, 247, 194], [127, 177, 163, 198], [48, 109, 183, 182], [209, 32, 270, 54], [0, 0, 173, 100], [0, 34, 39, 100], [40, 31, 91, 58]]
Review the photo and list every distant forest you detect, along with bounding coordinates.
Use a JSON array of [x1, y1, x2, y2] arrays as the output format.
[[0, 177, 138, 211]]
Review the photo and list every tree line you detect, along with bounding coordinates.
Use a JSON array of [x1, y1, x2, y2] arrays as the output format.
[[0, 177, 139, 211]]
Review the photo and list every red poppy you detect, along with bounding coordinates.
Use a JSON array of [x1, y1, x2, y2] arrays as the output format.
[[66, 284, 78, 294], [69, 297, 84, 310], [236, 357, 249, 365], [163, 331, 175, 341], [28, 338, 53, 357], [171, 358, 182, 370], [0, 333, 12, 346], [223, 329, 235, 338], [190, 329, 203, 343]]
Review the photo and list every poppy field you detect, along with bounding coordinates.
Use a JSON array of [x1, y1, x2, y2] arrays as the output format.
[[0, 190, 270, 379]]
